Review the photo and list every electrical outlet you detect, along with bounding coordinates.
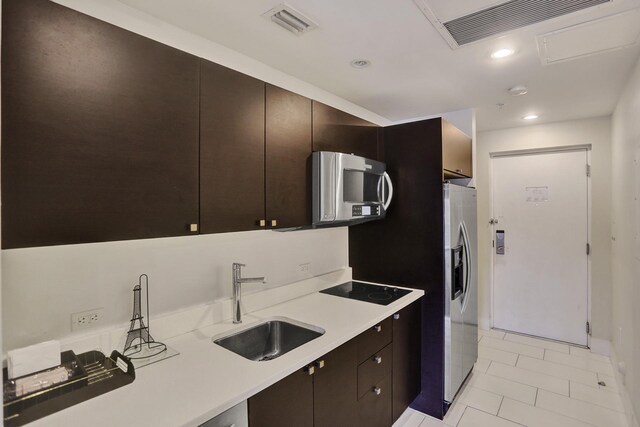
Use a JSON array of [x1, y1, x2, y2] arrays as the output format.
[[299, 263, 310, 272], [71, 308, 104, 331]]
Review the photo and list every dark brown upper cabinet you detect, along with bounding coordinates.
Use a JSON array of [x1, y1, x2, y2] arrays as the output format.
[[442, 119, 473, 179], [265, 85, 312, 229], [200, 60, 266, 234], [1, 0, 200, 248], [312, 101, 382, 161]]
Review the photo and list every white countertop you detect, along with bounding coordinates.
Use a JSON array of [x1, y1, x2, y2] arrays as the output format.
[[29, 280, 423, 427]]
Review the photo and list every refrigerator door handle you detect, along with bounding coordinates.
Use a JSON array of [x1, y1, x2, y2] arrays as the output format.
[[451, 245, 464, 300], [460, 220, 472, 313]]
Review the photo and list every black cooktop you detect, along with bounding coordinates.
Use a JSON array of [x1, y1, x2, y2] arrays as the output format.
[[320, 281, 411, 306]]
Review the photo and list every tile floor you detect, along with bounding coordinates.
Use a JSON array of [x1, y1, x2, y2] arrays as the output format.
[[394, 328, 628, 427]]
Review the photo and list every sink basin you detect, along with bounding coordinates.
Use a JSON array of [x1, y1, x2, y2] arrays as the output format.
[[213, 317, 325, 361]]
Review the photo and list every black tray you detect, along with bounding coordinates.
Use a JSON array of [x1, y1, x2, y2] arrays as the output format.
[[3, 350, 135, 426]]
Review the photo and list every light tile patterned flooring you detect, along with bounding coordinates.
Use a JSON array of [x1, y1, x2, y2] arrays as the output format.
[[394, 328, 628, 427]]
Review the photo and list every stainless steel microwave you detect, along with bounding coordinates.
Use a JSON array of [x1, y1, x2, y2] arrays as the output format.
[[312, 152, 393, 226]]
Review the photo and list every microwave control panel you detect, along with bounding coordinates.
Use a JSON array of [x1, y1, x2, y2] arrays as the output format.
[[352, 205, 380, 217]]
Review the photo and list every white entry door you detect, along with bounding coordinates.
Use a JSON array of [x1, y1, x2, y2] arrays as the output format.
[[492, 149, 589, 346]]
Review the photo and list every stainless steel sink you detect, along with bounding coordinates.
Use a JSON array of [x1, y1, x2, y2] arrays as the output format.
[[213, 317, 325, 361]]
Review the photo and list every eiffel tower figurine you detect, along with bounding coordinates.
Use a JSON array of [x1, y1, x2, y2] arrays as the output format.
[[123, 274, 167, 360]]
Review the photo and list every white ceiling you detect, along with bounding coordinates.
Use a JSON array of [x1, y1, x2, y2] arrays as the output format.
[[115, 0, 640, 131]]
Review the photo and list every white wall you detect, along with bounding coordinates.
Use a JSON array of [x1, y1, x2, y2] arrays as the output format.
[[3, 228, 348, 351], [476, 117, 612, 345], [610, 54, 640, 426]]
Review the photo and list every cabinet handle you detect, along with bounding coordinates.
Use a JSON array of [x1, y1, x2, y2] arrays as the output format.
[[306, 365, 315, 376], [258, 219, 266, 227], [373, 324, 382, 333], [456, 168, 462, 173], [315, 360, 325, 369], [189, 223, 198, 232], [373, 355, 382, 364], [393, 313, 400, 320], [271, 219, 277, 227], [372, 387, 382, 396]]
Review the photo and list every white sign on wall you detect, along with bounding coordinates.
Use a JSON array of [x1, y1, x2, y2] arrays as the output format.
[[526, 186, 549, 202]]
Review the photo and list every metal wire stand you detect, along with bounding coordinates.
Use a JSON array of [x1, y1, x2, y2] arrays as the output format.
[[123, 274, 167, 360]]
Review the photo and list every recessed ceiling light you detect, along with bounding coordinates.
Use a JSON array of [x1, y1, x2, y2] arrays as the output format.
[[491, 48, 515, 59], [508, 85, 528, 96], [350, 59, 371, 69], [523, 114, 539, 120]]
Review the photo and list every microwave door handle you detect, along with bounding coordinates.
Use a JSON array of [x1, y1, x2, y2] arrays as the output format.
[[331, 154, 338, 220], [383, 172, 394, 211]]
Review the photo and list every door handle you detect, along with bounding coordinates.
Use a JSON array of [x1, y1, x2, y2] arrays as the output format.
[[452, 244, 464, 301], [496, 230, 505, 255], [382, 172, 394, 211], [460, 221, 472, 314]]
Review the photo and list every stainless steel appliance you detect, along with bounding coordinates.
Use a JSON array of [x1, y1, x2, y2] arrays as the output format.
[[320, 281, 411, 305], [312, 152, 393, 225], [444, 183, 478, 404]]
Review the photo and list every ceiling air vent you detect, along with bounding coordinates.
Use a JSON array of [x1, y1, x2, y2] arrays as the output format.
[[414, 0, 612, 48], [262, 3, 318, 35]]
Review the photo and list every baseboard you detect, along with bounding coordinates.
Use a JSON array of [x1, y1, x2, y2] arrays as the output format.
[[589, 337, 611, 356], [610, 347, 640, 427], [478, 316, 491, 331]]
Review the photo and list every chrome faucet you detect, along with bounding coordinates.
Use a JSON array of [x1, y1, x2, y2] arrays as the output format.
[[232, 263, 266, 324]]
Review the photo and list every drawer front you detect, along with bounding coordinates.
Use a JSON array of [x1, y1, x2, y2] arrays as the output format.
[[357, 344, 392, 399], [356, 317, 392, 363], [358, 375, 392, 427]]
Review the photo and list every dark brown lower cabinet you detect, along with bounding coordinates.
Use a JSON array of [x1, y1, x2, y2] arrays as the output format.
[[248, 367, 314, 427], [249, 341, 357, 427], [392, 300, 422, 422], [358, 375, 392, 427], [248, 298, 422, 427], [313, 340, 358, 427]]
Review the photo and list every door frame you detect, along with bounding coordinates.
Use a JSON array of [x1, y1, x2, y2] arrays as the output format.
[[488, 144, 592, 347]]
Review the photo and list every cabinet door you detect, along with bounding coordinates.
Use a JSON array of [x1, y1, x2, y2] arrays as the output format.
[[248, 368, 313, 427], [312, 101, 380, 160], [442, 120, 472, 178], [200, 60, 265, 233], [1, 0, 199, 248], [358, 375, 392, 427], [314, 339, 358, 427], [392, 299, 423, 422], [265, 85, 312, 229]]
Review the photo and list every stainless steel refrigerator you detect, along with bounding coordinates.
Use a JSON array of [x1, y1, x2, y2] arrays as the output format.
[[444, 183, 478, 404]]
